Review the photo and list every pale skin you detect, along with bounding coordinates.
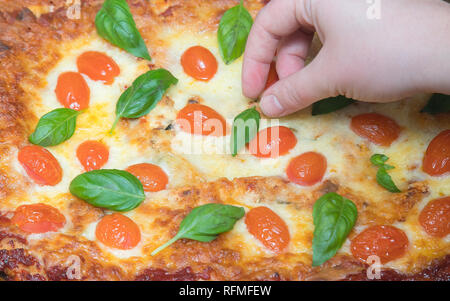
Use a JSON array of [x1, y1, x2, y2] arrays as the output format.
[[242, 0, 450, 117]]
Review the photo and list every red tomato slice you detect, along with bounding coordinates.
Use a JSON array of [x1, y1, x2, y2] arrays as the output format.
[[422, 130, 450, 176], [96, 213, 141, 250], [181, 46, 218, 81], [351, 225, 409, 264], [286, 152, 327, 186], [55, 71, 90, 111], [264, 61, 278, 90], [419, 196, 450, 237], [245, 206, 290, 253], [76, 140, 109, 171], [126, 163, 168, 192], [77, 51, 120, 85], [18, 145, 62, 186], [12, 203, 66, 233], [248, 126, 297, 158], [176, 103, 227, 136], [350, 113, 400, 146]]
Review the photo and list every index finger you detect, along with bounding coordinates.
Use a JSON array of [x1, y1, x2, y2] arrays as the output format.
[[242, 0, 314, 99]]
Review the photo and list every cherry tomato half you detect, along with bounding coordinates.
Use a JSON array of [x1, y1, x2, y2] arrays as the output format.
[[351, 225, 409, 264], [18, 145, 62, 186], [286, 152, 327, 186], [12, 203, 66, 233], [419, 196, 450, 237], [264, 61, 279, 90], [76, 140, 109, 171], [176, 103, 227, 136], [96, 213, 141, 250], [248, 126, 297, 158], [77, 51, 120, 85], [245, 206, 290, 253], [181, 46, 218, 81], [55, 71, 90, 111], [422, 130, 450, 176], [350, 113, 400, 146], [126, 163, 168, 192]]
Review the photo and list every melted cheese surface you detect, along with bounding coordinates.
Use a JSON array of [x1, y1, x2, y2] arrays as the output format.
[[4, 16, 449, 276]]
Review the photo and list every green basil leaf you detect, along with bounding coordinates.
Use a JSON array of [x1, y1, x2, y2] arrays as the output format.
[[95, 0, 151, 60], [151, 203, 245, 255], [370, 153, 388, 167], [370, 154, 401, 193], [312, 192, 357, 266], [218, 0, 253, 64], [420, 93, 450, 114], [69, 169, 145, 212], [110, 68, 178, 133], [29, 108, 81, 147], [376, 168, 401, 193], [230, 107, 260, 156], [311, 96, 355, 115]]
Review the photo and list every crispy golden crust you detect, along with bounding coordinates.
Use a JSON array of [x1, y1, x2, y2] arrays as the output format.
[[0, 0, 448, 281]]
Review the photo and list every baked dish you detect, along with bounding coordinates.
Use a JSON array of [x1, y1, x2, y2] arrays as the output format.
[[0, 0, 448, 281]]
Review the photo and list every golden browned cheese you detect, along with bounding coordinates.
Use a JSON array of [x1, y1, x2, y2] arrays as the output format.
[[0, 0, 449, 280]]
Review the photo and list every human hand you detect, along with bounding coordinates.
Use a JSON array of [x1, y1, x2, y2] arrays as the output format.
[[242, 0, 450, 117]]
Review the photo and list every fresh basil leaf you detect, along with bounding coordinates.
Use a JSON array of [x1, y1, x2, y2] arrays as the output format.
[[230, 107, 260, 156], [421, 93, 450, 114], [29, 108, 81, 147], [95, 0, 151, 60], [370, 154, 401, 193], [69, 169, 145, 212], [218, 0, 253, 64], [110, 68, 178, 133], [151, 203, 245, 255], [370, 153, 388, 167], [311, 96, 355, 115], [312, 192, 357, 266], [376, 168, 401, 193]]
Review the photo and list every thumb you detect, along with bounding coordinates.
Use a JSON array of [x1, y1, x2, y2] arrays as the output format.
[[259, 59, 331, 117]]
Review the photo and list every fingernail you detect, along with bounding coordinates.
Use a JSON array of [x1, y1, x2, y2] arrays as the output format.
[[260, 95, 284, 116]]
